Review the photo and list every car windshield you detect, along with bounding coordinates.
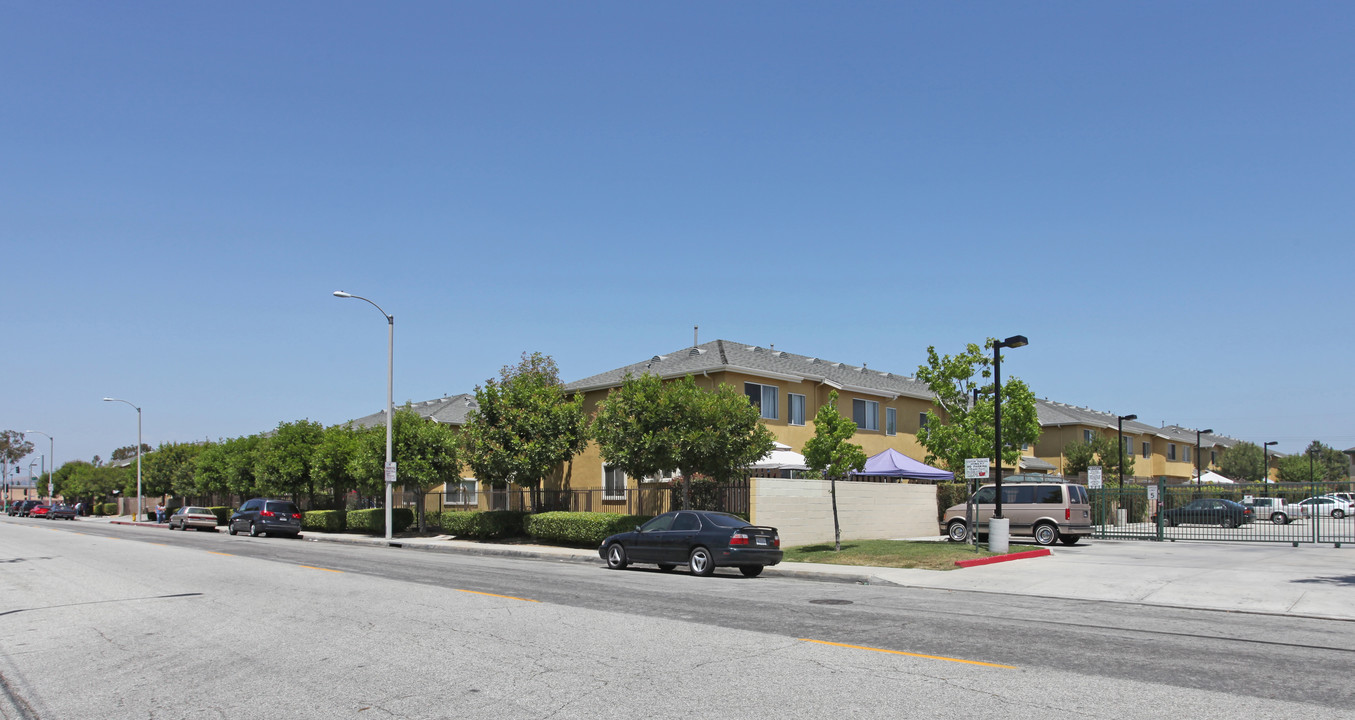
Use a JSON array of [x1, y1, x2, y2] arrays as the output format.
[[703, 513, 750, 528]]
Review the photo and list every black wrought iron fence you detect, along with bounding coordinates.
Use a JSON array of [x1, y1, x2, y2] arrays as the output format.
[[416, 484, 750, 518]]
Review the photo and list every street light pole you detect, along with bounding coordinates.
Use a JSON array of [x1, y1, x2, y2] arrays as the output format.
[[334, 290, 395, 544], [1262, 441, 1278, 484], [103, 398, 142, 520], [1195, 428, 1213, 488], [24, 431, 54, 501], [991, 335, 1028, 523], [1116, 415, 1137, 488]]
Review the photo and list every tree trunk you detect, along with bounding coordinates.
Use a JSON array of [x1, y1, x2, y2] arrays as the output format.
[[830, 473, 841, 552]]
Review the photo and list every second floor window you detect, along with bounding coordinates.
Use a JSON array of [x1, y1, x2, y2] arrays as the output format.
[[853, 399, 879, 431], [886, 407, 897, 436], [1168, 444, 1177, 461], [789, 393, 806, 426], [744, 382, 779, 420], [1142, 442, 1150, 459]]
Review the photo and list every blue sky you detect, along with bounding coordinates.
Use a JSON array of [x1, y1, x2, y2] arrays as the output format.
[[3, 1, 1352, 469]]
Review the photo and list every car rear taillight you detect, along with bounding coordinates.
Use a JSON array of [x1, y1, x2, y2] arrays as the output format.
[[291, 513, 301, 519], [260, 510, 275, 517], [1065, 508, 1071, 520], [773, 535, 780, 548], [729, 532, 749, 546]]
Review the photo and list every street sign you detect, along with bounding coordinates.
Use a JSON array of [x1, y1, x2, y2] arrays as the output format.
[[1088, 466, 1103, 489], [964, 458, 990, 480], [1243, 494, 1254, 504], [384, 461, 397, 484], [1146, 485, 1159, 502]]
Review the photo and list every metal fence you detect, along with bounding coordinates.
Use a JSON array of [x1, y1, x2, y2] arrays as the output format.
[[413, 484, 750, 518], [1089, 480, 1354, 547]]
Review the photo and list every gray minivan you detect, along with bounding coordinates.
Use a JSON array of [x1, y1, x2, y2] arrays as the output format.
[[941, 479, 1091, 546], [227, 498, 302, 538]]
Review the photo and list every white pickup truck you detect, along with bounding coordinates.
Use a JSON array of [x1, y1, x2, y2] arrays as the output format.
[[1244, 497, 1298, 524]]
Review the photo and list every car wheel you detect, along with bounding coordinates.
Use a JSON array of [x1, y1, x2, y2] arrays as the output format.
[[1059, 535, 1081, 546], [1222, 516, 1237, 529], [739, 565, 763, 578], [605, 543, 628, 570], [689, 547, 714, 577], [1272, 513, 1288, 525], [656, 564, 676, 572], [1163, 515, 1176, 527], [227, 522, 237, 535], [1334, 510, 1346, 520], [249, 522, 261, 537], [1033, 523, 1059, 546], [946, 520, 970, 543]]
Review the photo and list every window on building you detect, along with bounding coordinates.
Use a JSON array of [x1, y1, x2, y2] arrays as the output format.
[[886, 407, 897, 436], [1168, 444, 1177, 461], [1083, 429, 1095, 443], [1183, 446, 1191, 462], [603, 465, 626, 499], [1210, 450, 1216, 465], [1142, 442, 1150, 459], [853, 399, 879, 431], [744, 382, 779, 420], [1122, 436, 1132, 456], [919, 412, 929, 429], [444, 478, 478, 506], [641, 468, 679, 484], [788, 393, 806, 426]]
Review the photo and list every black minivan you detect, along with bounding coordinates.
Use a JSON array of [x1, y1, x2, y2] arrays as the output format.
[[227, 498, 302, 538]]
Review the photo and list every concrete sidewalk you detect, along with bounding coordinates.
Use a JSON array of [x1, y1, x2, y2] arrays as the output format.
[[100, 516, 1355, 621]]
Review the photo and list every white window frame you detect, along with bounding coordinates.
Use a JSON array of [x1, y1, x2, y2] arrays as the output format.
[[443, 478, 478, 507], [744, 382, 780, 420], [641, 468, 679, 484], [853, 398, 879, 431], [603, 464, 627, 500], [885, 407, 897, 436], [788, 393, 806, 426]]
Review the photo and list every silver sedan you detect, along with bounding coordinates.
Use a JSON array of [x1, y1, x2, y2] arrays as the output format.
[[168, 506, 220, 532]]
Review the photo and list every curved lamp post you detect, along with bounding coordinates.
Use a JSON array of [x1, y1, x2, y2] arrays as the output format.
[[103, 398, 143, 520], [24, 430, 54, 500], [333, 290, 395, 544], [1195, 428, 1213, 487], [1262, 441, 1278, 483], [991, 334, 1028, 522], [1116, 415, 1137, 488]]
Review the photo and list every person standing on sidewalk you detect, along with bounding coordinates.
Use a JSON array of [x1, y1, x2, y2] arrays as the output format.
[[155, 502, 165, 523]]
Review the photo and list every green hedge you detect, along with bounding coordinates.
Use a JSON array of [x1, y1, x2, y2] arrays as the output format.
[[346, 508, 414, 535], [302, 510, 346, 532], [102, 503, 117, 516], [936, 483, 969, 522], [1090, 486, 1150, 524], [92, 504, 106, 516], [525, 512, 653, 547], [440, 510, 528, 540]]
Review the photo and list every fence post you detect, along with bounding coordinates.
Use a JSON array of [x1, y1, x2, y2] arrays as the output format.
[[1155, 477, 1165, 542]]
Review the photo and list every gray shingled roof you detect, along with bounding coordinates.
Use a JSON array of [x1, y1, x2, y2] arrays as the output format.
[[1036, 399, 1163, 436], [563, 339, 935, 400], [347, 393, 478, 429]]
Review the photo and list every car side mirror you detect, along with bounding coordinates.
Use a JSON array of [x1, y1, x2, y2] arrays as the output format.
[[634, 526, 642, 533]]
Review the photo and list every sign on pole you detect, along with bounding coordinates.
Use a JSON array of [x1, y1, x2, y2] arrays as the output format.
[[1087, 466, 1103, 489], [384, 461, 397, 484], [964, 458, 990, 480], [1146, 485, 1159, 502]]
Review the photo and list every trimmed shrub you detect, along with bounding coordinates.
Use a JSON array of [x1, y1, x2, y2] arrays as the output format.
[[302, 510, 346, 532], [206, 507, 231, 525], [101, 503, 117, 516], [346, 508, 414, 535], [936, 482, 969, 522], [440, 510, 528, 540], [92, 504, 106, 517], [525, 512, 654, 547]]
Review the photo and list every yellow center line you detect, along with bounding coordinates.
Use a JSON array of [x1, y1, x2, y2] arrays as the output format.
[[799, 639, 1016, 669], [455, 588, 538, 603], [206, 551, 234, 556], [300, 565, 344, 574]]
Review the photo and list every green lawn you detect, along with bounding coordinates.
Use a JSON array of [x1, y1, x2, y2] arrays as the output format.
[[781, 539, 1040, 571]]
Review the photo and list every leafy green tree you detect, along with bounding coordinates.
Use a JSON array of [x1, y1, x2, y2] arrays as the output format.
[[593, 373, 686, 484], [255, 420, 325, 504], [1062, 435, 1136, 485], [142, 442, 206, 499], [1277, 441, 1350, 484], [2, 430, 34, 475], [1218, 442, 1265, 484], [52, 461, 128, 505], [803, 390, 868, 551], [460, 352, 589, 505], [914, 340, 1040, 475], [111, 444, 152, 462], [676, 380, 775, 487], [312, 423, 368, 509], [353, 407, 461, 531]]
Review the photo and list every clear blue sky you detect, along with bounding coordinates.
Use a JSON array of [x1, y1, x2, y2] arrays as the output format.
[[3, 2, 1352, 469]]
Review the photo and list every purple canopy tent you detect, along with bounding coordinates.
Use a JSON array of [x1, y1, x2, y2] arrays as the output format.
[[850, 448, 953, 481]]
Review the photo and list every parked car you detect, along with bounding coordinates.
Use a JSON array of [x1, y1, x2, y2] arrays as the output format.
[[7, 500, 41, 517], [599, 510, 782, 577], [1244, 497, 1297, 524], [226, 498, 302, 538], [1296, 496, 1353, 519], [1153, 498, 1253, 527], [47, 505, 77, 520], [941, 477, 1092, 546], [168, 506, 219, 532], [28, 505, 52, 518]]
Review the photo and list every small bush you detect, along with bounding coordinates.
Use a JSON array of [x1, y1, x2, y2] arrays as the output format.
[[302, 510, 346, 532], [346, 508, 414, 535], [936, 483, 970, 522], [525, 512, 653, 547], [440, 510, 528, 540], [102, 503, 117, 516], [92, 504, 106, 516]]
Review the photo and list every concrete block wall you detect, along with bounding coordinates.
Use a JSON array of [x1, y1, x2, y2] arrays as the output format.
[[751, 479, 938, 547]]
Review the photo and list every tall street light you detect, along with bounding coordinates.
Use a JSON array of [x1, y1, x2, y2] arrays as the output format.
[[1262, 441, 1278, 484], [1116, 415, 1137, 488], [103, 398, 143, 520], [334, 290, 395, 544], [991, 334, 1028, 530], [24, 431, 54, 500], [1195, 428, 1213, 488]]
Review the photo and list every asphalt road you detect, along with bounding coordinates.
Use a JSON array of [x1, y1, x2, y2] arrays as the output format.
[[2, 517, 1352, 719]]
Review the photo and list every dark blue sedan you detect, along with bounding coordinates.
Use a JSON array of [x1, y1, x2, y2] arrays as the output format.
[[599, 510, 782, 577]]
